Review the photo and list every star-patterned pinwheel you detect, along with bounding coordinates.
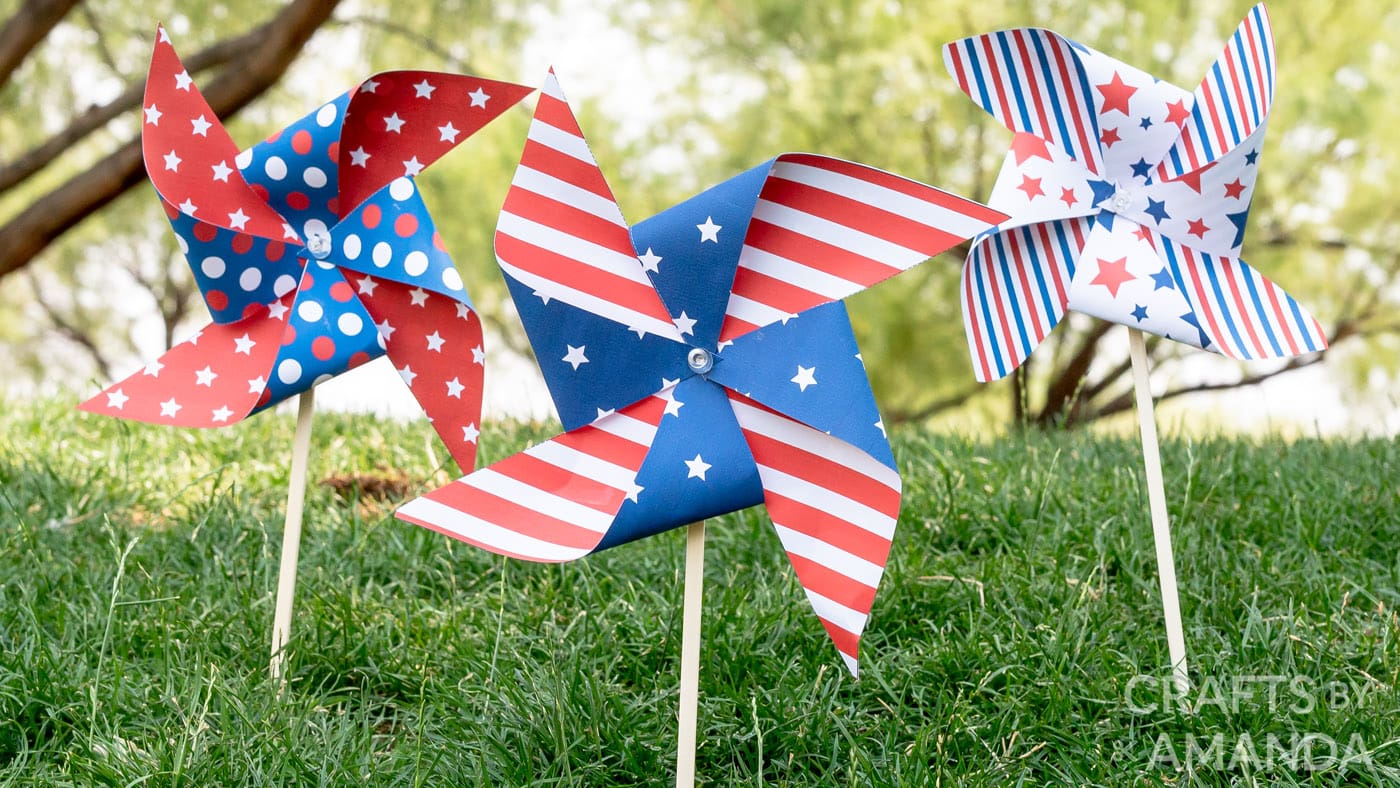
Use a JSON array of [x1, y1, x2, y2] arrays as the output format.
[[396, 73, 1005, 674], [943, 3, 1326, 382], [79, 27, 532, 469]]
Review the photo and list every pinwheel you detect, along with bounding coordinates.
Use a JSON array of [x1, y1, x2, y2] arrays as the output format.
[[79, 27, 531, 679], [943, 3, 1325, 690], [396, 72, 1004, 782]]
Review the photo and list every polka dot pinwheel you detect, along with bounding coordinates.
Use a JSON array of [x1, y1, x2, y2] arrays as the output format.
[[80, 27, 532, 470], [396, 73, 1005, 673], [943, 3, 1326, 382]]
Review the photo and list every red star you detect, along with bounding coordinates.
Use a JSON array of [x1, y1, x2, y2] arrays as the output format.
[[1059, 187, 1078, 209], [1165, 99, 1191, 127], [1095, 72, 1137, 116], [1100, 127, 1121, 147], [1170, 160, 1215, 194], [1223, 179, 1246, 199], [1017, 174, 1044, 201], [1186, 218, 1210, 238], [1091, 256, 1135, 297], [1133, 224, 1155, 245], [1011, 132, 1053, 165]]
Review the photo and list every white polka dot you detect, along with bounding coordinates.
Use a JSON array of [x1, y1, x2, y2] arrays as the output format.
[[277, 359, 302, 384], [274, 275, 298, 297], [372, 242, 392, 268], [177, 235, 189, 255], [315, 103, 338, 127], [239, 267, 262, 291], [235, 149, 253, 170], [403, 250, 429, 277], [201, 256, 226, 278], [303, 218, 328, 238], [338, 313, 363, 336], [264, 155, 287, 181], [441, 267, 464, 291], [297, 300, 324, 323], [313, 374, 334, 386], [343, 234, 362, 260], [303, 166, 327, 189], [389, 178, 414, 202]]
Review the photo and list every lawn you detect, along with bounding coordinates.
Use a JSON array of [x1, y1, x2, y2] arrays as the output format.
[[1, 397, 1397, 786]]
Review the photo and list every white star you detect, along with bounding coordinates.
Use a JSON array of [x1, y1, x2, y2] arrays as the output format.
[[194, 366, 218, 386], [628, 325, 648, 339], [233, 334, 255, 355], [178, 198, 197, 216], [413, 79, 436, 98], [467, 87, 490, 107], [717, 339, 734, 352], [142, 359, 164, 377], [462, 423, 480, 443], [875, 419, 886, 437], [349, 147, 371, 167], [158, 27, 170, 43], [143, 103, 162, 125], [211, 406, 234, 423], [398, 364, 417, 386], [563, 344, 589, 370], [105, 389, 129, 410], [855, 352, 864, 366], [163, 150, 182, 172], [662, 389, 684, 417], [472, 345, 485, 364], [403, 156, 425, 177], [425, 331, 445, 352], [383, 113, 405, 133], [445, 377, 465, 398], [266, 301, 289, 320], [638, 248, 662, 272], [190, 115, 212, 136], [697, 216, 721, 243], [281, 223, 299, 240], [408, 288, 429, 306], [375, 318, 396, 341], [672, 311, 697, 336], [625, 481, 644, 503], [684, 454, 712, 480], [595, 407, 616, 420], [357, 276, 378, 296], [360, 78, 380, 94], [187, 329, 203, 345], [791, 365, 817, 392], [174, 70, 192, 91], [780, 312, 799, 325], [455, 302, 473, 321], [159, 398, 182, 418], [228, 208, 249, 230], [533, 290, 552, 305], [211, 161, 232, 182], [247, 376, 267, 394], [438, 122, 460, 143]]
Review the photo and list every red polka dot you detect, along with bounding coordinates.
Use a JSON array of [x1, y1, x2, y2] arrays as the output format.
[[243, 303, 262, 319], [258, 389, 273, 407], [193, 223, 218, 242], [348, 351, 372, 368], [433, 231, 447, 251], [327, 141, 339, 162], [291, 130, 313, 155], [286, 192, 310, 211], [361, 204, 381, 229], [251, 184, 270, 202], [300, 273, 314, 289], [206, 290, 228, 311], [265, 130, 283, 143], [231, 233, 253, 254], [311, 336, 336, 360], [327, 197, 340, 216], [394, 214, 418, 237], [163, 201, 179, 220], [282, 325, 297, 345], [329, 282, 355, 302], [265, 241, 286, 260]]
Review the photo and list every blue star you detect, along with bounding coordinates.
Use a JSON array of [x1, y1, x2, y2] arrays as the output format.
[[1144, 197, 1171, 225], [1227, 210, 1250, 248], [1178, 311, 1211, 348], [1245, 148, 1259, 165], [1139, 116, 1153, 130], [1131, 304, 1149, 322], [1093, 211, 1115, 232], [1130, 158, 1152, 179], [1150, 267, 1176, 291], [1089, 180, 1117, 208]]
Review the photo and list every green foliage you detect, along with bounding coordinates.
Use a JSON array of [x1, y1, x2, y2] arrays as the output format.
[[2, 399, 1397, 784]]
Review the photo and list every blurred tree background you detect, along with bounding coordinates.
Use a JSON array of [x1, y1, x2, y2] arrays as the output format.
[[1, 0, 1396, 432]]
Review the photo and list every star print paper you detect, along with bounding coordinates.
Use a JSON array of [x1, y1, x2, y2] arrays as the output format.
[[79, 26, 532, 471], [398, 71, 1005, 675], [944, 3, 1326, 381]]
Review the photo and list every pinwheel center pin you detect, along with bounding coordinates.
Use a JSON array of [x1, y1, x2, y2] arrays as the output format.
[[686, 347, 714, 375], [305, 229, 333, 260]]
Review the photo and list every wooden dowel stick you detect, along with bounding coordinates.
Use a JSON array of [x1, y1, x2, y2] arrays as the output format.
[[1127, 327, 1190, 695], [270, 389, 316, 685], [676, 520, 706, 788]]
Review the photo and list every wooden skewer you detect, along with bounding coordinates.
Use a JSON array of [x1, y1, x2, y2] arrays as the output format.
[[270, 389, 316, 686], [676, 520, 706, 788]]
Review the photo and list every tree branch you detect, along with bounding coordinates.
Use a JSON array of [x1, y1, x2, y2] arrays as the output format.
[[0, 0, 344, 281], [884, 385, 982, 425], [1034, 320, 1114, 426], [0, 0, 80, 91], [24, 269, 114, 380]]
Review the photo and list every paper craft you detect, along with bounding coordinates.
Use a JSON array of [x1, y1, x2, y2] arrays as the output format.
[[397, 71, 1005, 673], [943, 3, 1326, 690], [943, 3, 1325, 382], [79, 26, 533, 471]]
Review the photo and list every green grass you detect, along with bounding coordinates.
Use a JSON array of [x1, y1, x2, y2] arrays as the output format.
[[1, 396, 1397, 786]]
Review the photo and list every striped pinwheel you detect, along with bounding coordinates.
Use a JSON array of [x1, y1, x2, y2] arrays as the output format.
[[943, 3, 1326, 382], [80, 27, 532, 470], [397, 73, 1005, 673]]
